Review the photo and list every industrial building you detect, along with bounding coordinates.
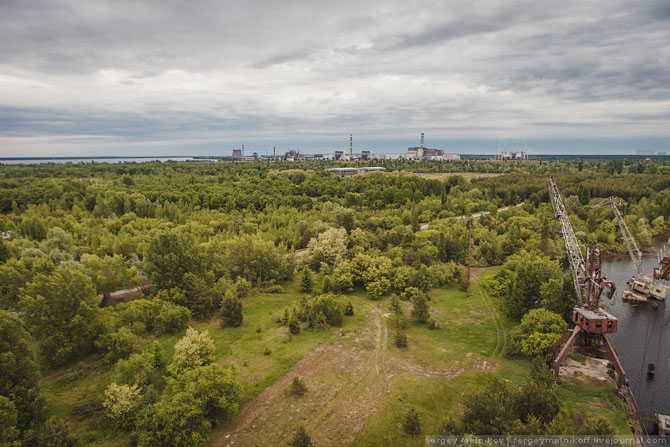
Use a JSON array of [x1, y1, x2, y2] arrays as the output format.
[[405, 133, 460, 160], [327, 167, 386, 177]]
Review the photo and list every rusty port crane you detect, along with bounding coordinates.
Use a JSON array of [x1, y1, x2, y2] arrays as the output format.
[[548, 177, 648, 434], [592, 196, 669, 303]]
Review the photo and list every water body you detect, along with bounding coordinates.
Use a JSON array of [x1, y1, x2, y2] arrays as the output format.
[[0, 157, 207, 165], [604, 237, 670, 417]]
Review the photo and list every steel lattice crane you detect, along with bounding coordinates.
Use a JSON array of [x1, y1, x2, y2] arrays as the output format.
[[592, 196, 669, 302], [549, 178, 648, 435], [548, 177, 617, 315]]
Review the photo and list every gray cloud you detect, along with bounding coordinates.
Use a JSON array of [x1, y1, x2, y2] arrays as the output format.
[[0, 0, 669, 156]]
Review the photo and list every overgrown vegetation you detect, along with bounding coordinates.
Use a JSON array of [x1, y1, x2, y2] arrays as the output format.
[[1, 159, 664, 445]]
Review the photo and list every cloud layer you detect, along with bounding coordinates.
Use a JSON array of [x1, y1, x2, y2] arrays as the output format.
[[1, 0, 669, 155]]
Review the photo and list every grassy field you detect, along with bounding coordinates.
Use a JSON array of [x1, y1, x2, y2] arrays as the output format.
[[40, 281, 368, 446], [39, 270, 631, 446]]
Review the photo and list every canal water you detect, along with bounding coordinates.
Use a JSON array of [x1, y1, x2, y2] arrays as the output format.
[[603, 237, 670, 417]]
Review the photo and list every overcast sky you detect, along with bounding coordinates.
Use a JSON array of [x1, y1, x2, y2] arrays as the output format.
[[1, 0, 669, 157]]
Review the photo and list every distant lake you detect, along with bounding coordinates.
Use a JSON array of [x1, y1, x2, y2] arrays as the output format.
[[0, 157, 216, 165]]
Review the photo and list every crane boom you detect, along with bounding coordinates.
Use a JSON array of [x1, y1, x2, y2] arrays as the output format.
[[548, 176, 585, 305], [591, 197, 642, 276]]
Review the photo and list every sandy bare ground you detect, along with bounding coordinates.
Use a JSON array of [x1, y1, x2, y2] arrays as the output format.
[[559, 357, 612, 382], [211, 303, 490, 447]]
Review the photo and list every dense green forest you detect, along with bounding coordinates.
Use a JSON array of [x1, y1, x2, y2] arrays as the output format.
[[1, 159, 668, 446]]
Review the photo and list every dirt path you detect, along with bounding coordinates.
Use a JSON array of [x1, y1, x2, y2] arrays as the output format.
[[211, 301, 479, 447], [212, 301, 390, 446]]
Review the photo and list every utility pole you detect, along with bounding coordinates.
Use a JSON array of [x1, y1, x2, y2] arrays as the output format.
[[467, 217, 472, 297]]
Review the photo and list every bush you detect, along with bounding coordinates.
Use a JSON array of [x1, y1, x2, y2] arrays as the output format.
[[300, 293, 344, 328], [95, 327, 141, 364], [155, 302, 191, 334], [510, 308, 567, 357], [120, 299, 190, 335], [288, 314, 301, 335], [265, 284, 284, 294], [289, 426, 313, 447], [102, 383, 142, 428], [116, 352, 155, 386], [428, 318, 439, 330], [394, 331, 407, 348], [169, 327, 215, 374], [344, 302, 354, 316], [289, 377, 307, 396], [220, 293, 243, 328], [403, 407, 421, 436]]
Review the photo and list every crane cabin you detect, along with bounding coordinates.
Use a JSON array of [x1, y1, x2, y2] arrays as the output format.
[[572, 307, 617, 334]]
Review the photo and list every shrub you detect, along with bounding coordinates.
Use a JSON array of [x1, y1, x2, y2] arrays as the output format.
[[155, 302, 191, 334], [120, 299, 190, 335], [300, 293, 344, 328], [288, 314, 301, 335], [264, 348, 271, 356], [116, 352, 155, 386], [169, 327, 215, 374], [394, 331, 407, 348], [265, 284, 284, 294], [102, 383, 142, 428], [95, 327, 141, 364], [403, 407, 421, 436], [289, 377, 307, 396], [289, 426, 313, 447], [344, 302, 354, 316], [428, 318, 439, 330], [233, 277, 251, 298], [510, 308, 567, 357]]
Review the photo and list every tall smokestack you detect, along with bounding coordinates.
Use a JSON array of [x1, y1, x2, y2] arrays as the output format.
[[350, 134, 353, 159], [242, 144, 245, 157], [273, 146, 276, 159], [420, 133, 424, 149]]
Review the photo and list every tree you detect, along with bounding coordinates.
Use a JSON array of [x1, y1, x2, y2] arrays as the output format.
[[0, 395, 21, 447], [511, 308, 567, 357], [221, 235, 291, 285], [461, 377, 517, 435], [0, 311, 44, 439], [515, 374, 560, 425], [81, 254, 141, 301], [135, 364, 241, 447], [394, 331, 407, 348], [0, 238, 10, 264], [116, 352, 155, 387], [169, 328, 215, 374], [503, 252, 561, 320], [299, 268, 313, 293], [220, 293, 243, 328], [411, 292, 430, 323], [305, 228, 348, 270], [402, 407, 421, 436], [102, 383, 142, 428], [144, 230, 204, 291], [289, 426, 312, 447], [540, 275, 577, 322], [95, 327, 141, 364], [21, 265, 106, 366]]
